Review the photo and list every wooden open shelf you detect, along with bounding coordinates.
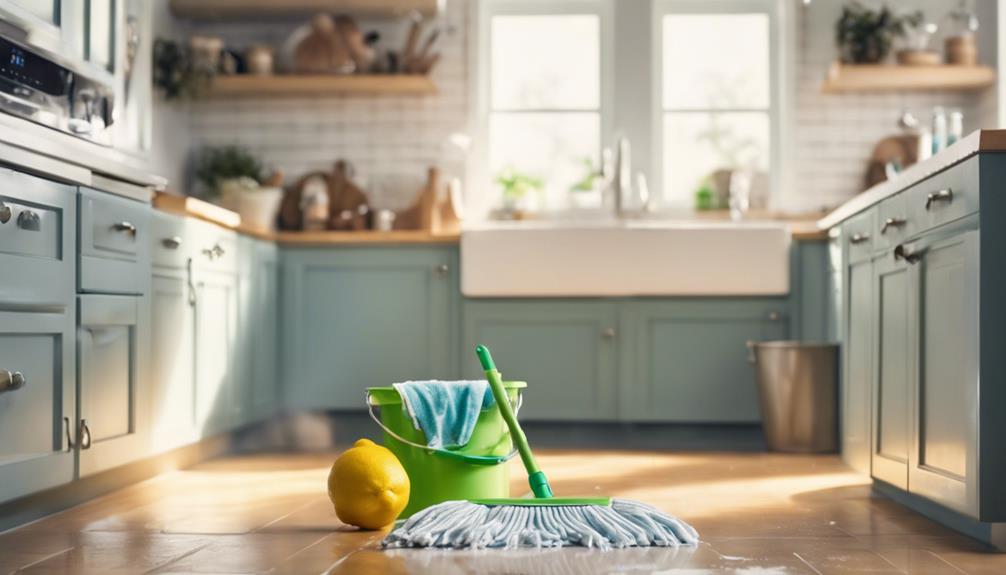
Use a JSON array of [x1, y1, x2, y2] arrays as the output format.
[[822, 62, 996, 93], [208, 74, 437, 97], [170, 0, 439, 20]]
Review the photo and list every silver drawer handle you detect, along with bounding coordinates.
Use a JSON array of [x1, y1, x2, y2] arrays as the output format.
[[17, 210, 40, 231], [203, 243, 225, 260], [79, 419, 92, 450], [162, 236, 183, 249], [894, 244, 927, 264], [601, 327, 617, 339], [925, 189, 953, 210], [0, 370, 26, 392], [0, 200, 10, 224], [850, 232, 871, 244], [880, 217, 907, 234], [433, 264, 449, 278], [113, 221, 138, 235]]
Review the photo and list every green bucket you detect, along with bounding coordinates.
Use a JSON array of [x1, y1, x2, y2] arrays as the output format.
[[366, 382, 526, 518]]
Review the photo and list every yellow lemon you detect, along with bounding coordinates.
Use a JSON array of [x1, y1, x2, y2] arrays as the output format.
[[328, 438, 410, 530]]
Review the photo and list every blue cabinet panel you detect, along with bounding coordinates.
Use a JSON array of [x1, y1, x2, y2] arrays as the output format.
[[281, 247, 459, 410], [461, 301, 618, 421]]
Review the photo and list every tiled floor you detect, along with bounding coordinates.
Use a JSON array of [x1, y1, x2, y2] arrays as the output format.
[[1, 450, 1003, 574]]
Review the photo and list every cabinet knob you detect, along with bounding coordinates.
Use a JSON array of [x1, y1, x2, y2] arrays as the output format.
[[162, 236, 183, 250], [17, 210, 40, 231], [112, 221, 138, 236], [925, 188, 953, 210], [850, 232, 870, 244], [203, 243, 225, 260], [434, 264, 449, 278], [0, 370, 25, 392], [0, 201, 10, 224], [880, 217, 907, 234], [767, 311, 782, 322], [601, 327, 617, 339]]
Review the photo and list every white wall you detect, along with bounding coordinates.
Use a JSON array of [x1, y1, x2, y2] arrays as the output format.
[[786, 0, 999, 212], [164, 0, 998, 212], [183, 0, 469, 210]]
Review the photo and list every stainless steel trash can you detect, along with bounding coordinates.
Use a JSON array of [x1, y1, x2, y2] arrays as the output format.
[[748, 341, 839, 453]]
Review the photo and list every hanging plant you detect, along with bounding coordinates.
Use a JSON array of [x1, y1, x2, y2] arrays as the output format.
[[153, 38, 215, 100]]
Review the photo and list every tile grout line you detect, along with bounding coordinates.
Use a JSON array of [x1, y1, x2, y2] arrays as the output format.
[[791, 552, 824, 575], [141, 541, 212, 575], [927, 550, 970, 575], [13, 546, 75, 572], [253, 497, 326, 533]]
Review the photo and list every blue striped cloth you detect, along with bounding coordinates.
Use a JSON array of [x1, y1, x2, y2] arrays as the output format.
[[393, 380, 495, 449]]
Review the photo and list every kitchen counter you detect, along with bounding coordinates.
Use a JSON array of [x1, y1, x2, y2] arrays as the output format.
[[152, 191, 825, 244], [817, 129, 1006, 229]]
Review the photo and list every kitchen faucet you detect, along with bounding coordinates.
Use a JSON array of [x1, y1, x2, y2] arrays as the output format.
[[604, 136, 649, 217]]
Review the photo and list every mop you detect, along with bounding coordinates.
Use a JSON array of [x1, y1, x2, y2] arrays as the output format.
[[382, 345, 699, 550]]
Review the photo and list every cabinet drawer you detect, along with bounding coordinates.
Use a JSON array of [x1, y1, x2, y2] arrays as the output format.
[[844, 210, 875, 263], [907, 156, 979, 235], [189, 219, 238, 275], [79, 188, 151, 294], [875, 192, 913, 250], [0, 167, 75, 305], [151, 211, 192, 269]]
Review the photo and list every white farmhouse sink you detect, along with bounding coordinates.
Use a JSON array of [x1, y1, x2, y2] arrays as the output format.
[[461, 220, 791, 297]]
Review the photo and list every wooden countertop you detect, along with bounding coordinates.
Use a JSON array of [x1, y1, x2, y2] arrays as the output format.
[[152, 192, 826, 243], [817, 129, 1006, 230]]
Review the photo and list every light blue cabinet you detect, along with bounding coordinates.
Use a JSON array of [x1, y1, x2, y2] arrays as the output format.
[[871, 252, 912, 490], [149, 268, 198, 453], [281, 247, 459, 410], [193, 268, 239, 437], [461, 301, 619, 421], [238, 238, 280, 424], [621, 300, 787, 423], [843, 257, 873, 474]]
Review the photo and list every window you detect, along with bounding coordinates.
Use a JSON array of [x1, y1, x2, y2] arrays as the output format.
[[480, 2, 608, 212], [658, 1, 777, 207], [474, 0, 783, 216]]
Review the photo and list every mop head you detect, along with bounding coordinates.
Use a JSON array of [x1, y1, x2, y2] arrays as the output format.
[[382, 499, 699, 550]]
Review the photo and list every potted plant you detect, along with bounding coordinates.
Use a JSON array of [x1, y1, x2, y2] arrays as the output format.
[[195, 146, 283, 231], [836, 2, 901, 64], [495, 168, 544, 215], [153, 38, 216, 100], [568, 157, 604, 210]]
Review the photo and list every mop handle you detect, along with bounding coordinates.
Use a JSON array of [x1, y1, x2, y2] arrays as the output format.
[[476, 345, 554, 499]]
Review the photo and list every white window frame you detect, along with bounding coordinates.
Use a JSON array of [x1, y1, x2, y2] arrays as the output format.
[[469, 0, 792, 216], [652, 0, 788, 209], [470, 0, 614, 218]]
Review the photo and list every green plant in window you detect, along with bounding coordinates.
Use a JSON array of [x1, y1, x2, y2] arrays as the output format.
[[569, 157, 603, 194], [495, 168, 544, 203]]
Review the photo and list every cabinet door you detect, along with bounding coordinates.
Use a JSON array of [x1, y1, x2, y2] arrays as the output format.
[[461, 301, 618, 421], [908, 230, 979, 517], [843, 258, 874, 474], [0, 309, 76, 504], [249, 246, 279, 421], [194, 270, 239, 436], [871, 255, 913, 489], [78, 294, 149, 476], [282, 248, 458, 410], [149, 267, 198, 454], [622, 300, 787, 423]]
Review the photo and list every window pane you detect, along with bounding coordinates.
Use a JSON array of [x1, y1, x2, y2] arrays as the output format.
[[491, 15, 600, 110], [89, 0, 113, 70], [490, 112, 600, 209], [663, 14, 770, 110], [12, 1, 57, 24], [663, 112, 769, 204]]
